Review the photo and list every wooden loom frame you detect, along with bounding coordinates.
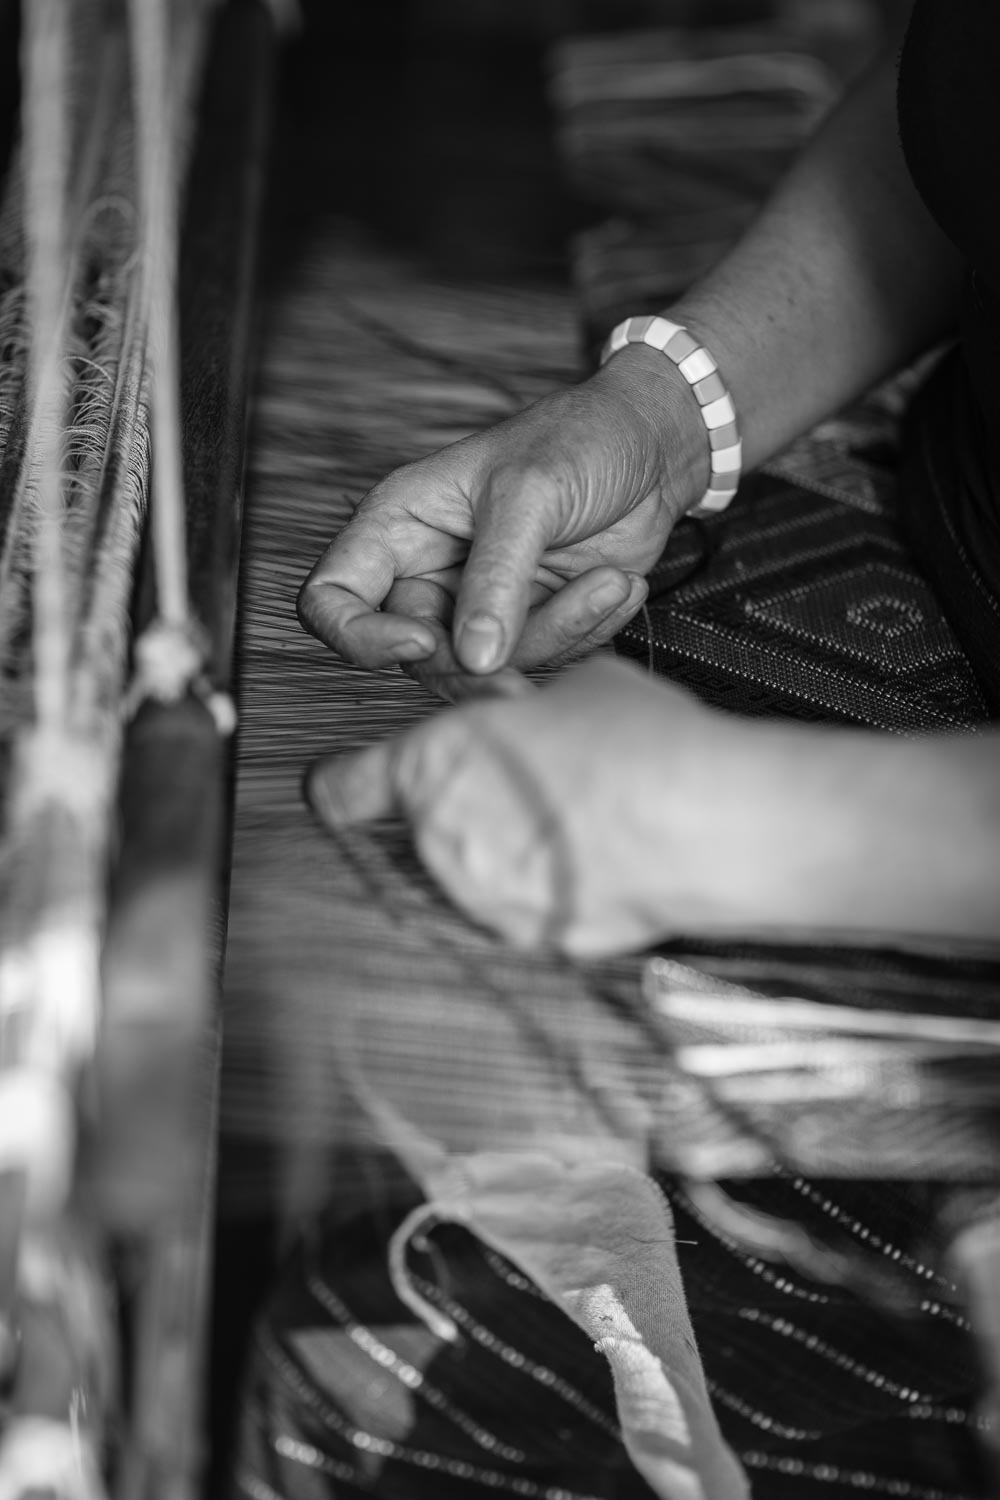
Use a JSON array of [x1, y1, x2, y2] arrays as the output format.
[[4, 3, 997, 1495], [0, 1, 274, 1494]]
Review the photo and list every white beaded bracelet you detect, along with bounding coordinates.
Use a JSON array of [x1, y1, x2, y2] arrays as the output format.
[[599, 315, 742, 518]]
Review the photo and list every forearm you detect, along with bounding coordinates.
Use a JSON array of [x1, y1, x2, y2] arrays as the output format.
[[602, 28, 964, 504], [673, 721, 1000, 948]]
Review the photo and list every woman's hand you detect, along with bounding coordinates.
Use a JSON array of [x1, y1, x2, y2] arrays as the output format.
[[297, 352, 705, 679], [306, 656, 728, 956], [306, 652, 1000, 955]]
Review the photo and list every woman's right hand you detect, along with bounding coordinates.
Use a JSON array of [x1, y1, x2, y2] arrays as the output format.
[[297, 347, 706, 678]]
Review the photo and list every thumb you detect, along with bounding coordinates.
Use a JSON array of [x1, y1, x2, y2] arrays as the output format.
[[305, 740, 400, 828], [453, 464, 557, 674]]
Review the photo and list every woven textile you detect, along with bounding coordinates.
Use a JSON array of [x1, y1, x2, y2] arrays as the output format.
[[614, 403, 991, 728]]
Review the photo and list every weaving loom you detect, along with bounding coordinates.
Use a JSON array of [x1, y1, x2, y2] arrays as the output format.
[[2, 1, 999, 1497], [220, 8, 1000, 1498], [0, 0, 272, 1494]]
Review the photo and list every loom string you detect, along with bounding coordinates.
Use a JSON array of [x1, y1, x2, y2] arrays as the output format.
[[2, 0, 157, 1190], [254, 294, 970, 1319], [38, 40, 132, 679], [126, 0, 224, 713], [128, 0, 188, 633], [0, 28, 133, 754], [70, 240, 149, 734], [0, 5, 128, 1495], [295, 567, 977, 1313], [288, 280, 586, 1132], [0, 1, 220, 1487], [0, 17, 119, 673], [320, 812, 638, 1144], [311, 758, 983, 1327], [339, 302, 531, 412], [314, 805, 876, 1311], [3, 0, 102, 1216], [21, 0, 72, 738], [232, 243, 990, 1338], [543, 954, 987, 1320]]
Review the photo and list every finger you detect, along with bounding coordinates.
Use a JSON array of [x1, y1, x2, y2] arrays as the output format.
[[453, 465, 558, 674], [297, 519, 440, 669], [541, 572, 649, 668], [305, 741, 401, 828], [382, 579, 525, 701], [385, 575, 456, 630], [387, 572, 554, 636], [511, 568, 648, 669], [407, 647, 535, 705]]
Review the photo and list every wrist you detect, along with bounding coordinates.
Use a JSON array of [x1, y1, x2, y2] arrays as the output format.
[[589, 343, 710, 521], [657, 720, 935, 942], [646, 713, 870, 936]]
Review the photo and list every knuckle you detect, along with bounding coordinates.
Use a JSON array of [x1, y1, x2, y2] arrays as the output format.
[[364, 460, 418, 505], [468, 549, 525, 601]]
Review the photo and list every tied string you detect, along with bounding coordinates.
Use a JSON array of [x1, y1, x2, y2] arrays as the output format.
[[322, 808, 641, 1147], [124, 0, 221, 719], [124, 616, 236, 733], [381, 1153, 752, 1500]]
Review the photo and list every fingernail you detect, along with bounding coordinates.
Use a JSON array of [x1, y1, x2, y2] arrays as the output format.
[[396, 636, 435, 662], [588, 577, 631, 616], [456, 613, 505, 673]]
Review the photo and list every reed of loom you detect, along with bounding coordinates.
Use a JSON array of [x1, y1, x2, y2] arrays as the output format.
[[0, 0, 272, 1495]]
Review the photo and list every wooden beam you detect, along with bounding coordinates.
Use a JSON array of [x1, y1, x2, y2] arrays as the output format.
[[89, 4, 276, 1496]]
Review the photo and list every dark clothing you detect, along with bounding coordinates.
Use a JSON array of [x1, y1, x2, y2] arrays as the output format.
[[897, 0, 1000, 709]]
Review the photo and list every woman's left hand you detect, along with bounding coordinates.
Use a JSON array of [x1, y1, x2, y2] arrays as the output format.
[[306, 656, 729, 956]]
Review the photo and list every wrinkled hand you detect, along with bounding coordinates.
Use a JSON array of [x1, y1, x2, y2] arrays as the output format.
[[298, 355, 698, 681], [306, 656, 721, 957]]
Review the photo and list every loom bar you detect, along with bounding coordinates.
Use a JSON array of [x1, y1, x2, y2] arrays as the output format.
[[91, 2, 277, 1496]]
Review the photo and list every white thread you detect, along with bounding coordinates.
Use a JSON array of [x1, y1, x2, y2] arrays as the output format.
[[128, 0, 190, 633], [21, 0, 72, 734], [387, 1202, 463, 1344]]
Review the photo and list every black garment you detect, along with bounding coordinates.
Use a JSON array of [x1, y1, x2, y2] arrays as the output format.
[[236, 1176, 988, 1500], [897, 0, 1000, 710]]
